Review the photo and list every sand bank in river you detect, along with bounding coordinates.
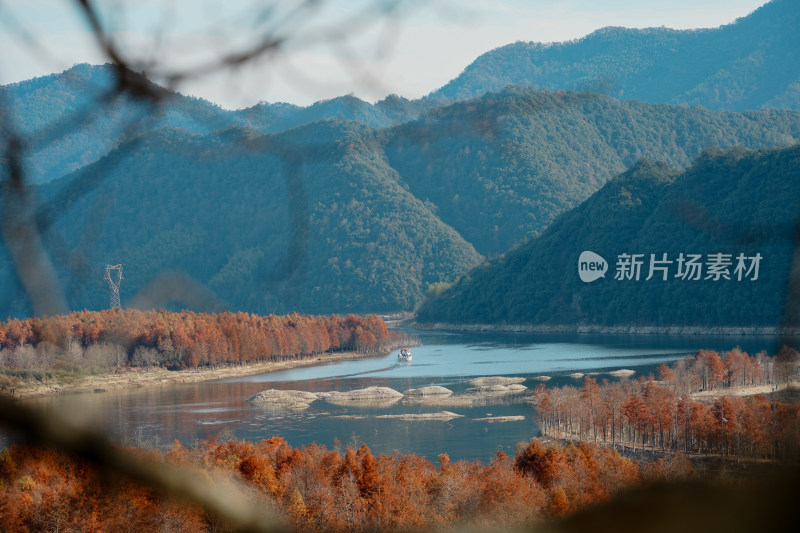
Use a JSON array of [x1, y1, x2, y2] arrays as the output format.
[[249, 376, 530, 410], [319, 387, 405, 407], [468, 376, 526, 386], [568, 369, 636, 379], [377, 411, 463, 421], [249, 389, 320, 410], [332, 411, 463, 421], [249, 386, 406, 409], [607, 369, 636, 377], [466, 384, 527, 394], [402, 384, 528, 408], [402, 386, 453, 396], [472, 415, 525, 423]]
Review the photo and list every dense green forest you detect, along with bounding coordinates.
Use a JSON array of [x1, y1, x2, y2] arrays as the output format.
[[383, 87, 800, 255], [4, 88, 800, 318], [417, 144, 800, 327], [0, 121, 481, 317], [432, 0, 800, 111]]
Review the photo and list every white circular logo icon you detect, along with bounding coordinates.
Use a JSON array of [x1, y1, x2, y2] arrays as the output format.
[[578, 251, 607, 283]]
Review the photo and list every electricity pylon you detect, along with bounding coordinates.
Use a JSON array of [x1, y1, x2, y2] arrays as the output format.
[[104, 264, 123, 309]]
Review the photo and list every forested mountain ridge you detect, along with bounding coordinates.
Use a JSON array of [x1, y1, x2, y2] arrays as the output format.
[[416, 144, 800, 328], [236, 93, 435, 133], [4, 0, 798, 192], [431, 0, 800, 111], [0, 120, 482, 317], [0, 64, 433, 184], [5, 0, 799, 186], [0, 64, 233, 184], [383, 87, 800, 255], [4, 88, 800, 318]]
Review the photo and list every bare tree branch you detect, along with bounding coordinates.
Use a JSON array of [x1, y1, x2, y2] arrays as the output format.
[[0, 394, 288, 533]]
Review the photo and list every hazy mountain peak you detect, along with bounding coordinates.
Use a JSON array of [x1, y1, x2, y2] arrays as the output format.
[[431, 0, 800, 111]]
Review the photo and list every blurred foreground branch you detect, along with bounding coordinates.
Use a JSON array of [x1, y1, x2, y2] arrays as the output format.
[[0, 393, 287, 533]]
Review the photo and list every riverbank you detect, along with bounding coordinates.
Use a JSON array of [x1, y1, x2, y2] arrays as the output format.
[[690, 382, 800, 400], [414, 322, 800, 336], [4, 351, 379, 399]]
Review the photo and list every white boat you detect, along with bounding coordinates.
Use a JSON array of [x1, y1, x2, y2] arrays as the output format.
[[397, 348, 412, 362]]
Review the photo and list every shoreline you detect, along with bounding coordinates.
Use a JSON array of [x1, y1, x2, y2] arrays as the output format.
[[690, 382, 800, 400], [6, 351, 380, 399], [413, 322, 800, 336]]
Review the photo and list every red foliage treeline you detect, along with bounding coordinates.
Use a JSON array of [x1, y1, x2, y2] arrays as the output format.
[[0, 309, 401, 370], [0, 437, 690, 532], [532, 348, 800, 461]]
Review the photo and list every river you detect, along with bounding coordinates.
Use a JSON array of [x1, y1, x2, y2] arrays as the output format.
[[13, 331, 789, 463]]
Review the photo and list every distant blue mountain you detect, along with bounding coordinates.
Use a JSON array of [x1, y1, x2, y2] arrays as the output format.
[[0, 64, 432, 183], [431, 0, 800, 111], [3, 0, 799, 185]]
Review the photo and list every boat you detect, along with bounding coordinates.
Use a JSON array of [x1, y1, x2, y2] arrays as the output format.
[[397, 347, 412, 362]]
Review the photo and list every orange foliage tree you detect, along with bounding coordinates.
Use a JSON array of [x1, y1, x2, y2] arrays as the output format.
[[0, 309, 408, 372], [531, 348, 800, 461]]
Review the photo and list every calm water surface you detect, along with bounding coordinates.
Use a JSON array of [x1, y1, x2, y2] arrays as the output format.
[[17, 331, 787, 463]]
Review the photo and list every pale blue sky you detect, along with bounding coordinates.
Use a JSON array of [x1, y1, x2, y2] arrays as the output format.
[[0, 0, 769, 108]]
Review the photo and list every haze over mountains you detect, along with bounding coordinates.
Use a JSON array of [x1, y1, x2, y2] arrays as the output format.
[[4, 0, 799, 186], [433, 0, 800, 111], [1, 0, 799, 322], [0, 64, 433, 184]]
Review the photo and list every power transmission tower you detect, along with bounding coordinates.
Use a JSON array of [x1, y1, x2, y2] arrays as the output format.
[[104, 264, 123, 309]]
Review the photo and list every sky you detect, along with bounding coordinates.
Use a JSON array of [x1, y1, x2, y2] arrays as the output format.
[[0, 0, 769, 109]]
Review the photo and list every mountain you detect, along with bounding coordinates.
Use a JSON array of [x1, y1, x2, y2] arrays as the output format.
[[0, 121, 481, 317], [4, 0, 799, 187], [0, 64, 431, 184], [235, 94, 434, 133], [384, 87, 800, 256], [0, 63, 237, 184], [416, 144, 800, 328], [431, 0, 800, 111], [4, 87, 800, 318]]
